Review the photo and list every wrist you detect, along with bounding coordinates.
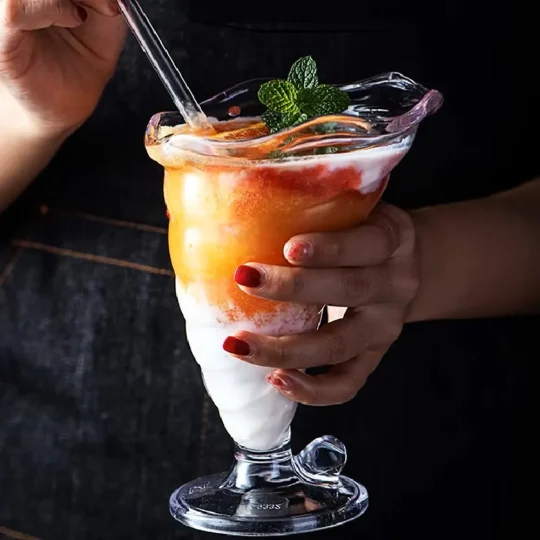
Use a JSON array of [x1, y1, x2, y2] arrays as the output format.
[[0, 85, 77, 147], [5, 118, 69, 170], [405, 190, 540, 322], [0, 100, 70, 212], [8, 112, 73, 149], [405, 205, 443, 323]]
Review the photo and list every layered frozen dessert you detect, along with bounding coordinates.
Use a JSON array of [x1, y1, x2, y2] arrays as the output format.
[[145, 57, 441, 452], [147, 121, 409, 451]]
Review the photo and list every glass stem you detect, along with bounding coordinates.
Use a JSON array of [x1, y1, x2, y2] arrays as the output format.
[[221, 430, 298, 491]]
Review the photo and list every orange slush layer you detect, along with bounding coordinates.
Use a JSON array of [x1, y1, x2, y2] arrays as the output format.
[[164, 159, 387, 323]]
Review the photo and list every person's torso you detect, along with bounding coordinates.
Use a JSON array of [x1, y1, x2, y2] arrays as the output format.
[[1, 3, 533, 540]]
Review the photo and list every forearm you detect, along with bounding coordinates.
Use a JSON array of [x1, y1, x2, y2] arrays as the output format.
[[408, 179, 540, 321]]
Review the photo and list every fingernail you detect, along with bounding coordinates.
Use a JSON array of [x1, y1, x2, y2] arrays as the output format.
[[284, 241, 313, 262], [165, 208, 170, 220], [223, 336, 251, 356], [76, 5, 88, 21], [234, 265, 262, 288], [267, 373, 292, 392]]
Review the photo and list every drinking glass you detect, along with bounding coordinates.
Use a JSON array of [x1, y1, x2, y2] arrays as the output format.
[[145, 72, 442, 536]]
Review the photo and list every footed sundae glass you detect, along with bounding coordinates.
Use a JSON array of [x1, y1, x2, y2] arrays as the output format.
[[145, 72, 442, 536]]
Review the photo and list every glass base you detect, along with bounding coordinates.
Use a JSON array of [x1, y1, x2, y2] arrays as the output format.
[[169, 434, 368, 536]]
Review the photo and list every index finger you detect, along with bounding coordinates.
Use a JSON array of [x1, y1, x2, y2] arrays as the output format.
[[283, 203, 409, 268]]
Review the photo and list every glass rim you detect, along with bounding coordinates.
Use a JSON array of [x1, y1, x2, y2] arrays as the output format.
[[145, 71, 443, 166]]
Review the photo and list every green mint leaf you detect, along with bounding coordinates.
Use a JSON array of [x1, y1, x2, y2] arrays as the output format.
[[262, 110, 291, 133], [298, 84, 350, 117], [314, 146, 340, 155], [287, 56, 318, 90], [296, 88, 317, 113], [293, 112, 308, 125], [257, 80, 299, 114], [268, 149, 284, 159], [262, 110, 307, 133], [312, 122, 338, 134]]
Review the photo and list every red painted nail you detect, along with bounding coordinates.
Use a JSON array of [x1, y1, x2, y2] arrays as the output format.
[[76, 5, 88, 21], [223, 336, 251, 356], [165, 209, 170, 219], [234, 265, 261, 288], [284, 241, 313, 262], [267, 373, 292, 392]]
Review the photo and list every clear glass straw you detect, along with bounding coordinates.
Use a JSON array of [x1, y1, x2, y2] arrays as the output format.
[[116, 0, 214, 132]]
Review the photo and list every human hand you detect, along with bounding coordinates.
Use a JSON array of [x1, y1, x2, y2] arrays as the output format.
[[0, 0, 126, 138], [223, 203, 419, 406]]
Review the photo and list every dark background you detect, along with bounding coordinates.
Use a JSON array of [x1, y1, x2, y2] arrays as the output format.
[[1, 1, 535, 539]]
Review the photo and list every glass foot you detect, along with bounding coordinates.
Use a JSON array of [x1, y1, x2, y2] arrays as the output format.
[[170, 434, 368, 536]]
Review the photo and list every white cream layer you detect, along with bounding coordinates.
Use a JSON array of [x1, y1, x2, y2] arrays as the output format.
[[176, 280, 322, 451]]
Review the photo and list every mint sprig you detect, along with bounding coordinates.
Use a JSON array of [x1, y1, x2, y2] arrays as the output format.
[[258, 56, 350, 133]]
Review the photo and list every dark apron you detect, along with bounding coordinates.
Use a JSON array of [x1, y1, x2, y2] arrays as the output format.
[[0, 1, 535, 539]]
